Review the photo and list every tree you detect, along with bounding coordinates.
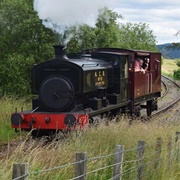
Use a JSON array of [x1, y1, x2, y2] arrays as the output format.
[[94, 7, 123, 48], [0, 0, 55, 96], [166, 31, 180, 50], [64, 25, 96, 53], [176, 60, 180, 67], [66, 8, 158, 52], [65, 7, 123, 52], [119, 22, 158, 51], [174, 59, 180, 80]]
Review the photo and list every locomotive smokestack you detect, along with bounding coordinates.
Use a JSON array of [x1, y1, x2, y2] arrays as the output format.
[[53, 45, 68, 59]]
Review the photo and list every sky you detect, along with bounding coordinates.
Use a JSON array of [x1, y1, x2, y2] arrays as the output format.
[[34, 0, 180, 45], [113, 0, 180, 45]]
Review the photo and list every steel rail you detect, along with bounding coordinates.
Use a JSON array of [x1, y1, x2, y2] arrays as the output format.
[[152, 75, 180, 116]]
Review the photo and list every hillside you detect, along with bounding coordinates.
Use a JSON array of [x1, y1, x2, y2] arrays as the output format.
[[157, 43, 180, 59]]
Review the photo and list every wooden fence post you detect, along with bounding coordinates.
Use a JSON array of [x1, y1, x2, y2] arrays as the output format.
[[137, 141, 145, 180], [175, 132, 180, 162], [167, 137, 172, 168], [75, 152, 87, 180], [12, 163, 28, 180], [113, 145, 124, 180], [154, 137, 162, 169]]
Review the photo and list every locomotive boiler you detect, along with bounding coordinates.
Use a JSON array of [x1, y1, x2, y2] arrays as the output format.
[[11, 45, 161, 137]]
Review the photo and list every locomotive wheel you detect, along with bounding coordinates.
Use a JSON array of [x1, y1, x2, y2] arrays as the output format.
[[129, 101, 141, 117], [147, 100, 152, 116], [134, 109, 141, 117], [134, 104, 141, 117], [89, 115, 102, 127]]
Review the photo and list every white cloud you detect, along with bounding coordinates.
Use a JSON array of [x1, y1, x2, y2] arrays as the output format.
[[113, 0, 180, 44], [34, 0, 180, 44]]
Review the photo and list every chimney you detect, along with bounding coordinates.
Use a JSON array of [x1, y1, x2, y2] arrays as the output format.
[[53, 45, 68, 59]]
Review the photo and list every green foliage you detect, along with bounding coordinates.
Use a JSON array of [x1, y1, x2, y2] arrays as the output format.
[[66, 8, 158, 53], [119, 22, 158, 51], [67, 7, 123, 52], [94, 7, 123, 48], [173, 69, 180, 80], [176, 60, 180, 67], [0, 54, 35, 96], [0, 0, 55, 96], [65, 25, 97, 53]]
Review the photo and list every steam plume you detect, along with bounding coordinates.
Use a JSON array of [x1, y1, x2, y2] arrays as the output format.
[[34, 0, 115, 30]]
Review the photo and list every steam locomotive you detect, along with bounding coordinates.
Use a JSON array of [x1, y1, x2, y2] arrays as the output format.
[[11, 45, 161, 136]]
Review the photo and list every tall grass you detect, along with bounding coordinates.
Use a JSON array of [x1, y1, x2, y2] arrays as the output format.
[[0, 113, 180, 179], [0, 97, 31, 142]]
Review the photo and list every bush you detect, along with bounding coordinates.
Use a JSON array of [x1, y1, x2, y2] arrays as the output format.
[[173, 68, 180, 80], [176, 60, 180, 67]]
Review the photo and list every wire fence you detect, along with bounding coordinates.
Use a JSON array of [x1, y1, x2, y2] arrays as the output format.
[[12, 131, 180, 180]]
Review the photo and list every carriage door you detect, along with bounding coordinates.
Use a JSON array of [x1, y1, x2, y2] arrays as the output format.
[[119, 56, 129, 101]]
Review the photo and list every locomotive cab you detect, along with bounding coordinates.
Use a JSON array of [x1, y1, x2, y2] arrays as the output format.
[[89, 51, 130, 102]]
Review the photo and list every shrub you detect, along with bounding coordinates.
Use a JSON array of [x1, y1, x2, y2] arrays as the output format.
[[176, 60, 180, 67], [173, 68, 180, 80]]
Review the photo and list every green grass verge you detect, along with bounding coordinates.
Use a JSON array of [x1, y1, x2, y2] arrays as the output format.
[[0, 97, 31, 142], [0, 113, 180, 179], [162, 59, 179, 79]]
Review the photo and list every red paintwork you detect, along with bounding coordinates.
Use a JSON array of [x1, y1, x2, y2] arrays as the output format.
[[11, 112, 89, 130], [128, 51, 161, 99], [96, 48, 161, 99]]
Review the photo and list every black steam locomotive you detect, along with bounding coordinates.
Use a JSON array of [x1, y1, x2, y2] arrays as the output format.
[[11, 45, 161, 136]]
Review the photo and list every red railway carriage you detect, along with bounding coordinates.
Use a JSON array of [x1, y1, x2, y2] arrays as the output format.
[[116, 49, 161, 99], [11, 46, 161, 137], [125, 49, 161, 116], [89, 48, 161, 116]]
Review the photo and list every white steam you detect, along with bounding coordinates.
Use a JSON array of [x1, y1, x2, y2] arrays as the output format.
[[33, 0, 116, 29], [33, 0, 117, 44]]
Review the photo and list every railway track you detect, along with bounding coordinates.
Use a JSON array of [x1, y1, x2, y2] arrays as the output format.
[[0, 76, 179, 150], [152, 75, 180, 116]]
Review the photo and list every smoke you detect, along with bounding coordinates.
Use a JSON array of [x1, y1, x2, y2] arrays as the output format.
[[33, 0, 116, 31]]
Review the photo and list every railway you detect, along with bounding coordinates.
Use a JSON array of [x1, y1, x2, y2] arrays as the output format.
[[1, 74, 179, 153], [152, 75, 180, 116], [1, 75, 179, 151]]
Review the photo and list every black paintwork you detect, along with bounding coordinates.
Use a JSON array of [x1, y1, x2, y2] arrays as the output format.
[[31, 45, 160, 117]]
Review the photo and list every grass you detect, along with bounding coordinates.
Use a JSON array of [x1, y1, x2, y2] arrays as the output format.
[[0, 97, 31, 142], [162, 59, 179, 78], [0, 117, 180, 179]]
